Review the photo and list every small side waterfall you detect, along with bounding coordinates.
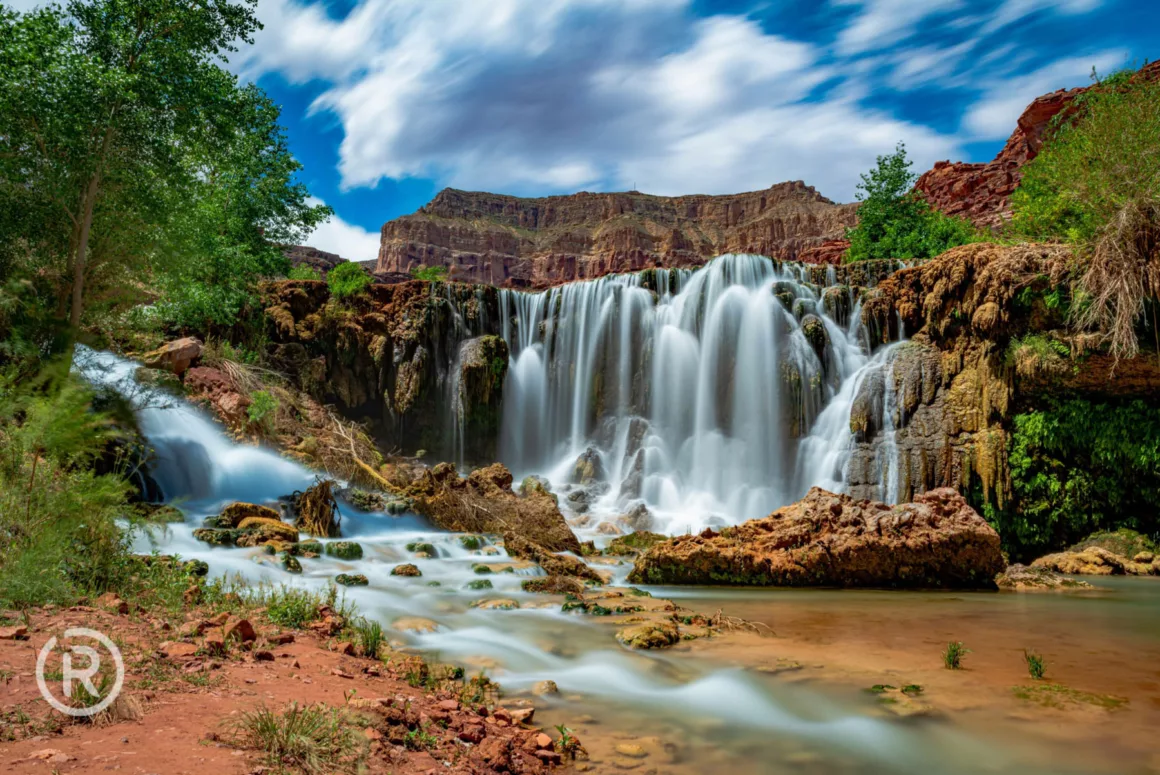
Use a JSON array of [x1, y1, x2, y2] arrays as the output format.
[[495, 254, 904, 533]]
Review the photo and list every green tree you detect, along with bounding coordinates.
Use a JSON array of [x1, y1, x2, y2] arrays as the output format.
[[0, 0, 328, 342], [845, 143, 977, 262], [1010, 68, 1160, 358], [328, 262, 372, 300]]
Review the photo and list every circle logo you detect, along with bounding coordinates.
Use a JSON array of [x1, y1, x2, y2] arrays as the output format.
[[36, 627, 125, 717]]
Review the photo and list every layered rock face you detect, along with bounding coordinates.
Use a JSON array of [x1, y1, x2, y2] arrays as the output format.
[[916, 61, 1160, 229], [376, 181, 859, 287], [627, 487, 1005, 588]]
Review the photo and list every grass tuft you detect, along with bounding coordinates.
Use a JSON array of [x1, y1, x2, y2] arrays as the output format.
[[1024, 649, 1046, 680], [225, 703, 366, 774], [943, 641, 970, 670]]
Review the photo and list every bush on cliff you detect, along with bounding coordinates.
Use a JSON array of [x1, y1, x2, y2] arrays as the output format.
[[327, 262, 372, 300], [1011, 68, 1160, 359], [845, 142, 979, 263], [987, 398, 1160, 560]]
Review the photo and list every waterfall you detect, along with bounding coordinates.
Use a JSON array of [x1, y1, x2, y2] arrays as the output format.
[[496, 254, 903, 534]]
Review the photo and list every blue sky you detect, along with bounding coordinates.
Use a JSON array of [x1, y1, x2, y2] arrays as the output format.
[[8, 0, 1157, 260]]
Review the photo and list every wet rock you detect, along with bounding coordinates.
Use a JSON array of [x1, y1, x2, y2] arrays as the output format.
[[519, 475, 558, 504], [192, 528, 238, 546], [629, 487, 1006, 588], [406, 541, 436, 556], [604, 531, 667, 557], [565, 489, 591, 513], [335, 573, 369, 586], [596, 521, 622, 536], [996, 564, 1092, 591], [1134, 551, 1155, 564], [619, 503, 653, 533], [619, 450, 644, 500], [1069, 529, 1157, 561], [504, 534, 603, 583], [466, 578, 494, 590], [391, 563, 422, 577], [616, 621, 680, 649], [457, 336, 509, 455], [237, 517, 299, 544], [324, 541, 364, 560], [217, 502, 281, 528], [800, 313, 828, 362], [472, 599, 520, 610], [521, 576, 586, 596], [296, 540, 324, 555], [402, 462, 580, 553], [143, 337, 202, 377], [571, 447, 606, 485], [393, 617, 440, 634], [1031, 547, 1151, 576], [532, 680, 559, 696], [280, 553, 302, 574]]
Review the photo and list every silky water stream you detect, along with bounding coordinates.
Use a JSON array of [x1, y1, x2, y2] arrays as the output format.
[[72, 345, 1150, 775]]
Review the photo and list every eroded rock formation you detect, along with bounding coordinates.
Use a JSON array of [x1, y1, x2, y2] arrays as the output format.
[[916, 61, 1160, 229], [376, 182, 859, 287], [628, 486, 1005, 588]]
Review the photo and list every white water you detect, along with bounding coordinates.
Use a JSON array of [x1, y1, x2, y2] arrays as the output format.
[[498, 254, 899, 534]]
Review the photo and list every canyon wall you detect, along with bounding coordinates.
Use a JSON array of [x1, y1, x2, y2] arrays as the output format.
[[375, 181, 859, 287]]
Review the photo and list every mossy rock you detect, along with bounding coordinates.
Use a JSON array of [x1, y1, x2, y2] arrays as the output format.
[[391, 563, 422, 577], [297, 540, 324, 556], [345, 488, 388, 512], [460, 535, 484, 551], [281, 552, 302, 574], [238, 517, 299, 543], [466, 579, 494, 590], [324, 541, 364, 560], [201, 515, 227, 529], [604, 531, 668, 556], [1070, 529, 1158, 560], [335, 573, 369, 587], [192, 528, 238, 546], [218, 502, 281, 529], [472, 563, 494, 575], [406, 541, 437, 556], [472, 598, 520, 611], [616, 621, 680, 649], [184, 559, 209, 577], [522, 576, 585, 595], [518, 475, 558, 505]]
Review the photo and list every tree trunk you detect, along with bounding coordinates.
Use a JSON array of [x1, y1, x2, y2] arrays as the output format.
[[68, 174, 100, 332]]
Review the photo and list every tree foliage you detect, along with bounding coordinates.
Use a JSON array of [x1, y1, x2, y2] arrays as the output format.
[[1010, 68, 1160, 359], [328, 262, 372, 300], [988, 398, 1160, 559], [0, 0, 329, 348], [845, 143, 978, 263]]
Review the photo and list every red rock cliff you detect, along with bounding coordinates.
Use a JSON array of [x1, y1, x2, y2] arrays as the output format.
[[916, 61, 1160, 229], [375, 181, 859, 287]]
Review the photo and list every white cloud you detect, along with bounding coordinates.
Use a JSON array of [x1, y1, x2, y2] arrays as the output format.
[[831, 0, 965, 55], [963, 50, 1125, 138], [241, 1, 961, 202], [303, 199, 381, 261], [980, 0, 1102, 36]]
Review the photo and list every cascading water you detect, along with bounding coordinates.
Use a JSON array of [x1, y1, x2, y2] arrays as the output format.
[[497, 254, 903, 534]]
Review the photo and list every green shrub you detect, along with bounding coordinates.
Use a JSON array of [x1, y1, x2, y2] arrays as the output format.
[[351, 617, 384, 658], [989, 398, 1160, 559], [409, 265, 448, 282], [943, 641, 970, 670], [247, 390, 278, 428], [1010, 68, 1160, 358], [327, 262, 371, 300], [1024, 650, 1046, 680], [225, 703, 366, 774], [845, 142, 979, 263], [288, 265, 322, 281]]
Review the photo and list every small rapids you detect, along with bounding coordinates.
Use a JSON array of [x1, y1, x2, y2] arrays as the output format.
[[497, 254, 903, 534], [73, 346, 1071, 775]]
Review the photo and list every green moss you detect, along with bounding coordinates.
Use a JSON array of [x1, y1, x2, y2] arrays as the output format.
[[465, 579, 493, 591], [406, 541, 436, 556], [334, 573, 369, 586], [323, 541, 364, 560], [459, 535, 483, 551]]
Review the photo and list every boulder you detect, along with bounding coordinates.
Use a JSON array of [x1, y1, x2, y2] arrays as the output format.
[[616, 621, 680, 649], [628, 487, 1005, 589], [237, 517, 299, 543], [521, 576, 586, 596], [391, 564, 422, 577], [996, 564, 1093, 591], [192, 528, 238, 546], [217, 502, 281, 529], [335, 573, 369, 586], [1030, 547, 1152, 576], [571, 448, 606, 485], [401, 462, 580, 554], [324, 541, 363, 560], [504, 534, 603, 583], [143, 337, 202, 377]]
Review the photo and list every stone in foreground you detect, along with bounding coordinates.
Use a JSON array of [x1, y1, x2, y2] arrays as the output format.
[[628, 487, 1005, 589]]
